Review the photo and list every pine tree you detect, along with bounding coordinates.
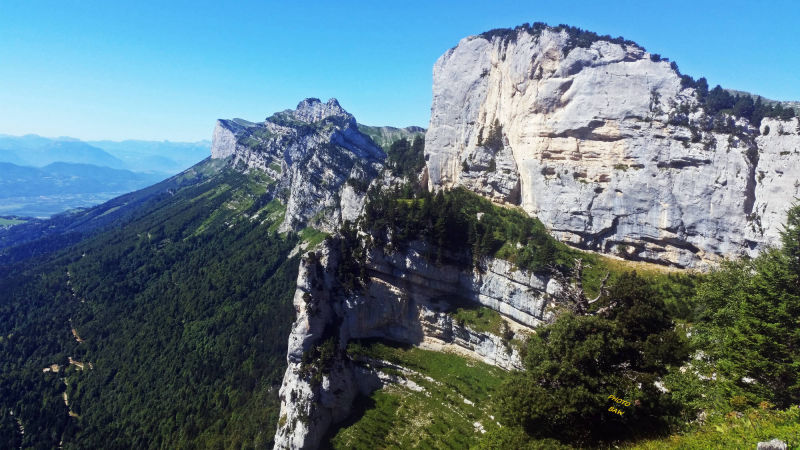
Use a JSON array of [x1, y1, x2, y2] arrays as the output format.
[[781, 203, 800, 278], [495, 272, 688, 445], [695, 204, 800, 407], [695, 77, 709, 101]]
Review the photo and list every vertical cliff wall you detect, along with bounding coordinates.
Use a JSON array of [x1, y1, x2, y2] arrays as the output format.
[[425, 26, 800, 267], [272, 240, 551, 449]]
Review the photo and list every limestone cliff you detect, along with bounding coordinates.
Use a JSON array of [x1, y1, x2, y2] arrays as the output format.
[[425, 24, 800, 267], [219, 25, 800, 448], [221, 99, 557, 449], [272, 240, 548, 449], [211, 98, 385, 232]]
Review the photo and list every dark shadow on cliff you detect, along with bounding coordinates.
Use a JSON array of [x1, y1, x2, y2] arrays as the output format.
[[319, 395, 378, 449], [318, 336, 423, 449]]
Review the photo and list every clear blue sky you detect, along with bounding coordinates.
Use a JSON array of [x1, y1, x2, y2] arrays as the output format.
[[1, 0, 798, 141]]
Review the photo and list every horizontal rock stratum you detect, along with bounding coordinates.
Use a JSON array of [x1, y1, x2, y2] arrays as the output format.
[[424, 24, 800, 268]]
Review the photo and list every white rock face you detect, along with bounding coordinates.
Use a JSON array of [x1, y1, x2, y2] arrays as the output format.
[[753, 118, 800, 243], [274, 245, 366, 450], [425, 26, 800, 267], [210, 121, 239, 159], [210, 98, 385, 233], [273, 240, 549, 449]]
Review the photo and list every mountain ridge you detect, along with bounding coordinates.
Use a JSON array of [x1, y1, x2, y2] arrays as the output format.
[[0, 133, 210, 174], [0, 136, 126, 169], [1, 21, 798, 450], [211, 97, 386, 233]]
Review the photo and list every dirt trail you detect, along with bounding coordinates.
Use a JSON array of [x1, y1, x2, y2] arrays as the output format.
[[68, 357, 91, 370], [62, 379, 79, 419], [70, 327, 84, 344]]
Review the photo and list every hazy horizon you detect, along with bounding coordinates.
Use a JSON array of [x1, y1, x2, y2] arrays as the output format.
[[0, 132, 211, 144]]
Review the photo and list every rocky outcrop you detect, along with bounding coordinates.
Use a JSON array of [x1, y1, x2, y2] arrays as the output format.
[[211, 98, 385, 232], [757, 439, 788, 450], [273, 240, 549, 449], [425, 24, 800, 267], [361, 242, 553, 329]]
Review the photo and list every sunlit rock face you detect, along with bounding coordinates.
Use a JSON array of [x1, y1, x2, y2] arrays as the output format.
[[211, 98, 385, 233], [272, 240, 545, 449], [425, 25, 800, 268]]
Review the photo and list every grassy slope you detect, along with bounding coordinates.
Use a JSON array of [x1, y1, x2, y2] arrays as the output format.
[[331, 340, 799, 449], [330, 340, 506, 449], [299, 227, 329, 248], [627, 407, 800, 449]]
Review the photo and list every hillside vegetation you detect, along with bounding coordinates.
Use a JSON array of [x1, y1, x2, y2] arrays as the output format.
[[0, 162, 301, 448], [331, 184, 799, 449], [356, 125, 424, 152], [329, 340, 506, 449]]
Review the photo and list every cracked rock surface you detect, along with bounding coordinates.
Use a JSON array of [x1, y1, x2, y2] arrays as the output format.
[[211, 98, 385, 233], [425, 26, 800, 267], [273, 240, 543, 449]]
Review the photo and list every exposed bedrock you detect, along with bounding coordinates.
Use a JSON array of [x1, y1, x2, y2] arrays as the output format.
[[211, 98, 385, 233], [425, 26, 800, 267], [272, 240, 552, 449]]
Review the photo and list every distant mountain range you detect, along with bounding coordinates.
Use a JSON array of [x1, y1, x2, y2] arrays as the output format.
[[0, 134, 210, 174], [0, 161, 167, 217], [0, 135, 127, 169], [0, 134, 210, 217], [85, 139, 212, 174]]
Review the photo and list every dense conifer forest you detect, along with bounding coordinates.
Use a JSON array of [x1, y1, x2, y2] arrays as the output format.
[[0, 163, 300, 448]]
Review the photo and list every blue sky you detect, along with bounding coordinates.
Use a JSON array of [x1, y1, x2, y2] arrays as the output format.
[[1, 0, 798, 141]]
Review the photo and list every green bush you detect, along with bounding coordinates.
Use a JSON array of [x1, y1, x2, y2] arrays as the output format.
[[494, 272, 689, 446]]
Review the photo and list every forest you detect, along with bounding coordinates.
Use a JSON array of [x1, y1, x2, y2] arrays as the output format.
[[0, 166, 299, 449]]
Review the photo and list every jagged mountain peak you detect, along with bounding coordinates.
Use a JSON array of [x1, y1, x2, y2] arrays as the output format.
[[211, 98, 383, 162], [211, 99, 385, 233], [287, 97, 353, 124]]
